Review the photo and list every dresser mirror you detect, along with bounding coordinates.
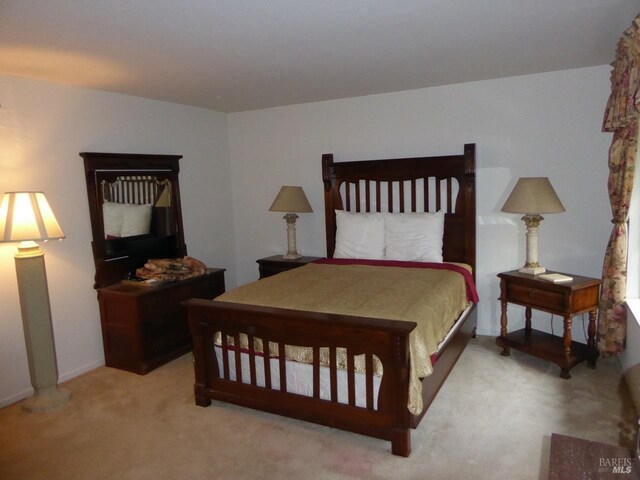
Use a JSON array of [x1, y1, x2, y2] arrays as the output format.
[[82, 152, 187, 288]]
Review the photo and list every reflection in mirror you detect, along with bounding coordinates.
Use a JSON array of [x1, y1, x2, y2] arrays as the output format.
[[101, 176, 173, 239], [82, 152, 186, 289]]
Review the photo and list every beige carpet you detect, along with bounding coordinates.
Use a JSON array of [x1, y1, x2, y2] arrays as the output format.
[[0, 336, 635, 480]]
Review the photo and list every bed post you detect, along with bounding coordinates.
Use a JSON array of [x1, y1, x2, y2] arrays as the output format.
[[322, 153, 339, 257], [188, 310, 214, 407], [462, 143, 476, 281], [390, 331, 412, 457]]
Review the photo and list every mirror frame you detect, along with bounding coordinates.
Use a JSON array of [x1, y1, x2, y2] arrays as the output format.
[[82, 152, 187, 288]]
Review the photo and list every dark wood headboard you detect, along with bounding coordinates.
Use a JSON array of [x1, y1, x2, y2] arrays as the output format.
[[322, 143, 476, 275]]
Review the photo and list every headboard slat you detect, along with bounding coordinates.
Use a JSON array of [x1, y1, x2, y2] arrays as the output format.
[[322, 144, 476, 277]]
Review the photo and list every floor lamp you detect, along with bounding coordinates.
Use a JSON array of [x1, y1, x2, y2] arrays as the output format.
[[269, 186, 313, 259], [0, 191, 70, 412]]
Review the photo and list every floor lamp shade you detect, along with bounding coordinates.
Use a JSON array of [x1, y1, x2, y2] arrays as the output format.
[[501, 178, 565, 274], [0, 191, 70, 412], [269, 186, 313, 260]]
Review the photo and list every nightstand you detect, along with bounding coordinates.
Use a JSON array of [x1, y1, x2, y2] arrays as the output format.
[[496, 270, 601, 379], [257, 255, 322, 279]]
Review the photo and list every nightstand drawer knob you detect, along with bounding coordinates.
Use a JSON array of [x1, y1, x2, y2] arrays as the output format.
[[529, 289, 536, 298]]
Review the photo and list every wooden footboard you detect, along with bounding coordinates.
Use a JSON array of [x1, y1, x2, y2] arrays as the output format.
[[185, 298, 417, 456], [186, 298, 477, 456]]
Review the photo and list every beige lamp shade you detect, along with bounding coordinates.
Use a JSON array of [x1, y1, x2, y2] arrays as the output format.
[[501, 177, 565, 214], [269, 186, 313, 213], [0, 192, 65, 242]]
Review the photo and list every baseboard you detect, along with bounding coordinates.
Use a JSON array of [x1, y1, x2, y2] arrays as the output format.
[[0, 360, 104, 409], [623, 301, 640, 415], [58, 360, 104, 383], [625, 365, 640, 415], [0, 387, 34, 409]]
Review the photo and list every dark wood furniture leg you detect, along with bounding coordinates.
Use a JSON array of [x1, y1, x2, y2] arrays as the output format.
[[587, 310, 598, 368], [499, 300, 510, 356], [560, 315, 572, 379]]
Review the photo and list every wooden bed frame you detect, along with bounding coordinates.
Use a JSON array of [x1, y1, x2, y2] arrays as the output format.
[[185, 143, 477, 456]]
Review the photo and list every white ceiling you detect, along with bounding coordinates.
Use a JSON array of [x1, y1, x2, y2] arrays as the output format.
[[0, 1, 637, 112]]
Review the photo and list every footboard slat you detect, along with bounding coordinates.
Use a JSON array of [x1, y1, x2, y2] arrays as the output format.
[[263, 339, 272, 389], [313, 346, 320, 399], [248, 334, 257, 386], [278, 342, 287, 393], [221, 332, 230, 380], [366, 352, 374, 410], [329, 346, 337, 402], [234, 333, 242, 383], [347, 351, 355, 406]]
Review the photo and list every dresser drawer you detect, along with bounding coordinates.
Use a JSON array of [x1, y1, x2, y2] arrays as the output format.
[[506, 283, 566, 313], [142, 324, 190, 358]]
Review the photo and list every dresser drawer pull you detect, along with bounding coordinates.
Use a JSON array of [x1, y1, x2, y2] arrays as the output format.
[[529, 289, 536, 298]]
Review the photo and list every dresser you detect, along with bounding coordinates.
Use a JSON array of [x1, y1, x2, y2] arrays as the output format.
[[97, 268, 225, 374]]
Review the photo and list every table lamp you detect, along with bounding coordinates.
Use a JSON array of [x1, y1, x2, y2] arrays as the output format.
[[501, 177, 565, 274], [269, 186, 313, 259], [0, 191, 70, 412]]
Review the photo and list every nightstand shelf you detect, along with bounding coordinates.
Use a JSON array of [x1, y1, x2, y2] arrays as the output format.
[[496, 270, 601, 379], [498, 328, 594, 371]]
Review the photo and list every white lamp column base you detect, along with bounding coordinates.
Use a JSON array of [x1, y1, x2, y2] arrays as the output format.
[[282, 213, 302, 260], [518, 214, 546, 275], [15, 242, 70, 412]]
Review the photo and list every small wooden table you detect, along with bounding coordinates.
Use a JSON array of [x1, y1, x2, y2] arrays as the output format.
[[496, 270, 601, 379], [256, 255, 322, 279]]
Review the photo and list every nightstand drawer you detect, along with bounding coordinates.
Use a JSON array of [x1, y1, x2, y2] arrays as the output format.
[[506, 283, 565, 312]]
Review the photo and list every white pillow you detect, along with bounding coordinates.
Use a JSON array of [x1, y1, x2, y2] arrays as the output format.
[[334, 210, 385, 260], [120, 203, 153, 237], [103, 202, 152, 238], [384, 212, 444, 262], [103, 201, 124, 237]]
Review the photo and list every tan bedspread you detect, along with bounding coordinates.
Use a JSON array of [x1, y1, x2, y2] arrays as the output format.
[[216, 262, 471, 415]]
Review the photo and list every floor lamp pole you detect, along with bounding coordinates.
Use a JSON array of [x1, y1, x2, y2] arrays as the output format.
[[15, 242, 70, 412]]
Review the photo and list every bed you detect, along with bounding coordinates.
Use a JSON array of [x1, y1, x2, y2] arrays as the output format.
[[185, 143, 477, 456]]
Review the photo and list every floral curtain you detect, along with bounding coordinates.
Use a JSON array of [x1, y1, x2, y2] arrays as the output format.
[[598, 15, 640, 356]]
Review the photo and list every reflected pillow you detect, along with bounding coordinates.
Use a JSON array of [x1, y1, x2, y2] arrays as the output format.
[[103, 202, 124, 238], [103, 202, 152, 238], [120, 203, 153, 237], [334, 210, 385, 260], [384, 212, 444, 262]]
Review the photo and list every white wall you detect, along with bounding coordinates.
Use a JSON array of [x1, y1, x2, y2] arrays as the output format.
[[0, 65, 615, 406], [228, 66, 613, 338], [0, 75, 234, 406]]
